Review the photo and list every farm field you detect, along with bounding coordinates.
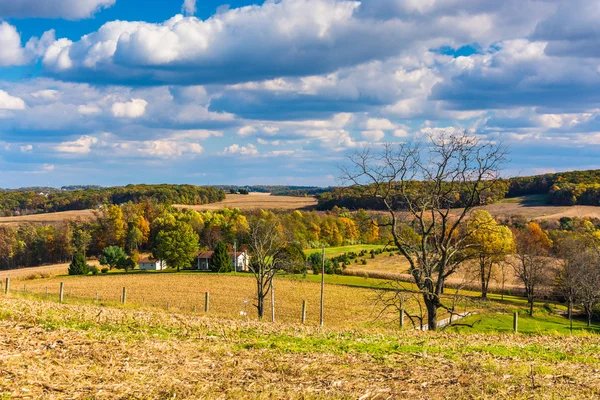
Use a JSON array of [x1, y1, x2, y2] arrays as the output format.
[[0, 296, 599, 398], [10, 271, 396, 329], [175, 193, 318, 211], [0, 209, 95, 225], [468, 195, 600, 221]]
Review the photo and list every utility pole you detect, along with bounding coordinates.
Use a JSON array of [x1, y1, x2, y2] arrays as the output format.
[[234, 241, 237, 275], [271, 279, 275, 323], [320, 247, 325, 327]]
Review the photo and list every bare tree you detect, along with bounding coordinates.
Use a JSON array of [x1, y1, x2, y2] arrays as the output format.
[[511, 222, 554, 316], [246, 216, 286, 319], [555, 233, 588, 321], [342, 130, 507, 330]]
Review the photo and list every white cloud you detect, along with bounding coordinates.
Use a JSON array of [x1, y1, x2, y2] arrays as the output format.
[[0, 22, 27, 66], [224, 144, 259, 156], [361, 130, 386, 141], [238, 126, 257, 136], [366, 118, 395, 130], [0, 0, 115, 19], [55, 135, 99, 154], [139, 140, 203, 158], [0, 90, 25, 110], [31, 89, 60, 101], [182, 0, 196, 16], [111, 98, 148, 118], [78, 104, 101, 115], [20, 144, 32, 152], [0, 22, 54, 66]]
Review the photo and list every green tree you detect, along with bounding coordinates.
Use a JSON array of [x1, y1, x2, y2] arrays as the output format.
[[100, 246, 127, 270], [467, 210, 514, 298], [118, 257, 136, 272], [68, 253, 90, 276], [154, 221, 199, 272], [211, 241, 232, 272]]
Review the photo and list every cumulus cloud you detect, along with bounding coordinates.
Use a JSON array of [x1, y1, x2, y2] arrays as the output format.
[[182, 0, 196, 16], [223, 144, 259, 156], [111, 99, 148, 118], [365, 118, 395, 130], [0, 90, 26, 110], [20, 144, 32, 152], [0, 22, 55, 66], [55, 135, 99, 154], [361, 130, 386, 141], [0, 0, 115, 19]]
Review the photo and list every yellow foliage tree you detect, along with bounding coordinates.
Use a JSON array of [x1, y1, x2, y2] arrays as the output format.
[[467, 210, 514, 298]]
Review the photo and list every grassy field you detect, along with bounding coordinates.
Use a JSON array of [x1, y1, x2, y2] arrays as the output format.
[[304, 244, 385, 258], [175, 193, 317, 211], [0, 296, 599, 398]]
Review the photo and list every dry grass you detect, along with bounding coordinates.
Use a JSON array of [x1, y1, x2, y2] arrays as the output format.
[[14, 272, 393, 329], [0, 296, 599, 399], [175, 193, 317, 211]]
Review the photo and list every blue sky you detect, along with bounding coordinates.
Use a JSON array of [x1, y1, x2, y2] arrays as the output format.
[[0, 0, 599, 188]]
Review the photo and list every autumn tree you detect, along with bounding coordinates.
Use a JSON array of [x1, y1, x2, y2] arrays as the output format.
[[342, 130, 507, 330], [511, 222, 554, 316], [467, 210, 514, 298]]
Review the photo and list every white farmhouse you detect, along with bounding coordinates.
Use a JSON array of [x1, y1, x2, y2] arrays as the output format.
[[196, 251, 250, 272], [139, 256, 167, 271]]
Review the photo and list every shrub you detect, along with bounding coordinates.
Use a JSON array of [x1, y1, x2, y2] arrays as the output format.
[[361, 259, 367, 265], [90, 266, 99, 275], [68, 253, 90, 276], [101, 268, 109, 274]]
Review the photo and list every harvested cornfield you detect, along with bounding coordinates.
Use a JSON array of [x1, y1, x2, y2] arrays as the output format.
[[13, 273, 394, 329], [0, 297, 599, 399]]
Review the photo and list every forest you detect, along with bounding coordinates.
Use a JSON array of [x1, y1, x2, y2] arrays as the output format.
[[0, 184, 225, 216]]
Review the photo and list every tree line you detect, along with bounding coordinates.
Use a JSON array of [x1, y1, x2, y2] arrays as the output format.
[[0, 184, 225, 216]]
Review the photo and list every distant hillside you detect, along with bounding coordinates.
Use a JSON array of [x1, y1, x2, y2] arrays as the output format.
[[0, 184, 225, 217], [315, 169, 600, 210], [214, 185, 333, 197], [507, 169, 600, 206]]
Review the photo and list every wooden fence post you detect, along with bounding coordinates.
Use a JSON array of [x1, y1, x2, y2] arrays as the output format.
[[4, 278, 9, 295], [122, 287, 127, 304], [59, 282, 64, 303], [205, 292, 210, 312], [400, 308, 405, 329], [320, 247, 325, 327], [302, 300, 307, 324], [513, 312, 518, 333]]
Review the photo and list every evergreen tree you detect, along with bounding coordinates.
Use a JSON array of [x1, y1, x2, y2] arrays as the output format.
[[211, 241, 232, 272], [68, 253, 90, 276]]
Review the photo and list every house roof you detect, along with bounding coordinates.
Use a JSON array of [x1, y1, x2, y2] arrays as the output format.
[[198, 251, 247, 259], [139, 256, 159, 263]]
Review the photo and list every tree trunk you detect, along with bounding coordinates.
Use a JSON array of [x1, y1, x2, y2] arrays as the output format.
[[480, 258, 487, 298], [257, 295, 264, 319], [425, 296, 438, 331], [567, 298, 573, 321], [528, 295, 534, 317]]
